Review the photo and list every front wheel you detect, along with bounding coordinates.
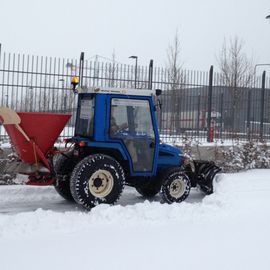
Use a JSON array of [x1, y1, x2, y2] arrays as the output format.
[[70, 154, 125, 210], [161, 168, 191, 204]]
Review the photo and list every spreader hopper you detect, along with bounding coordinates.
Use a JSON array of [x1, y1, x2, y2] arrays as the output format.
[[0, 107, 71, 183]]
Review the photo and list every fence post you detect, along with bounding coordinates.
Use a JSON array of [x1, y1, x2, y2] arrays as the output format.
[[197, 94, 201, 137], [0, 43, 2, 66], [260, 71, 266, 141], [246, 88, 251, 140], [148, 59, 153, 90], [79, 52, 85, 87], [219, 93, 224, 139], [0, 43, 2, 109], [207, 65, 213, 142]]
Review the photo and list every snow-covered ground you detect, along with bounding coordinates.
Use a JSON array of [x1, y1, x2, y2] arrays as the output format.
[[0, 170, 270, 270]]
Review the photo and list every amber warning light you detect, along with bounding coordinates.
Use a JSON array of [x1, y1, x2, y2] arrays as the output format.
[[71, 76, 79, 92]]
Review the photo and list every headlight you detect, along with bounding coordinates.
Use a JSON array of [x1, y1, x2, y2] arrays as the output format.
[[182, 154, 195, 172]]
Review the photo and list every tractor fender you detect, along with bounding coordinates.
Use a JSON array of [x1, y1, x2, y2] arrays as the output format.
[[84, 141, 129, 161]]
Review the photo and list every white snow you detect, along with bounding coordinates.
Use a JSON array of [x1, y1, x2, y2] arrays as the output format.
[[0, 170, 270, 270]]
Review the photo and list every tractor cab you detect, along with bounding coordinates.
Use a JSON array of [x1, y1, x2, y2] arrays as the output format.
[[70, 86, 181, 178]]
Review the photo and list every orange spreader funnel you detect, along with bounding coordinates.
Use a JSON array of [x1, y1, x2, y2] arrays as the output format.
[[3, 112, 71, 164]]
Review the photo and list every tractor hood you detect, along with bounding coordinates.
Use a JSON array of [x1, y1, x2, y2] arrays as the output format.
[[157, 143, 184, 169], [159, 143, 182, 155]]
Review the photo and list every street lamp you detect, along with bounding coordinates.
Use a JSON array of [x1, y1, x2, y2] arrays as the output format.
[[254, 64, 270, 76], [129, 55, 138, 89]]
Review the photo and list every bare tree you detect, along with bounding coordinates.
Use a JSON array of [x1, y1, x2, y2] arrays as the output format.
[[108, 49, 117, 87], [218, 36, 254, 87], [217, 36, 254, 130], [166, 30, 185, 134]]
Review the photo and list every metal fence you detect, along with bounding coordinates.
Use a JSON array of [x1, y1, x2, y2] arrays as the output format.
[[0, 46, 270, 143]]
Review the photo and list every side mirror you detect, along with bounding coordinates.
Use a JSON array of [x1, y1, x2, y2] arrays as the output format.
[[158, 99, 162, 110], [71, 76, 79, 93], [154, 99, 162, 111], [155, 89, 162, 96]]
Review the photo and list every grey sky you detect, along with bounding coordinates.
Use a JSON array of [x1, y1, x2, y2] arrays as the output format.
[[1, 0, 270, 71]]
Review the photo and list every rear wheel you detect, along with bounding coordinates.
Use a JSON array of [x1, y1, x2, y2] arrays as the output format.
[[70, 154, 125, 210], [161, 168, 191, 203], [54, 153, 75, 201]]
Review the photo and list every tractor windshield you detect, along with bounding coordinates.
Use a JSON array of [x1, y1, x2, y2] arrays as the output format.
[[110, 98, 155, 139], [75, 96, 95, 137]]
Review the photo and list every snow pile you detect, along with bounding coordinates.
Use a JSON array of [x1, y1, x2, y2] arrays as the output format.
[[0, 182, 227, 238], [0, 170, 270, 270]]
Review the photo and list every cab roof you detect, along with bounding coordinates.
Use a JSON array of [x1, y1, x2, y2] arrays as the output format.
[[77, 86, 156, 97]]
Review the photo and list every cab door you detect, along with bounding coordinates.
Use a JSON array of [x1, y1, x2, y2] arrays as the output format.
[[109, 97, 158, 175]]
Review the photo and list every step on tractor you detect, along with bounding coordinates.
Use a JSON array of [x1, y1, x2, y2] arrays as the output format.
[[0, 72, 221, 211]]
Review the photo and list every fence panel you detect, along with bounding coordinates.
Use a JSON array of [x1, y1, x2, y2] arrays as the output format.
[[0, 48, 270, 143]]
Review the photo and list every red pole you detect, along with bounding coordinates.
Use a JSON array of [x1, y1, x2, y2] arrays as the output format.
[[210, 119, 215, 142]]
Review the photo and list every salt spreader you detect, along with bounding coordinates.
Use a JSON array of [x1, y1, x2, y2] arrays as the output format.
[[0, 107, 71, 185]]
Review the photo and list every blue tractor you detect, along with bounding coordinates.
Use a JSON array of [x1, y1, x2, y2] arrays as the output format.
[[54, 78, 221, 210]]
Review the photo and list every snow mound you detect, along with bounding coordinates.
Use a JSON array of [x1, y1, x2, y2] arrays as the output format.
[[1, 170, 269, 239], [1, 170, 270, 270]]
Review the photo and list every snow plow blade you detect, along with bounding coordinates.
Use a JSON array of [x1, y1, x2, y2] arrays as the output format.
[[185, 160, 222, 195], [194, 161, 221, 194]]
